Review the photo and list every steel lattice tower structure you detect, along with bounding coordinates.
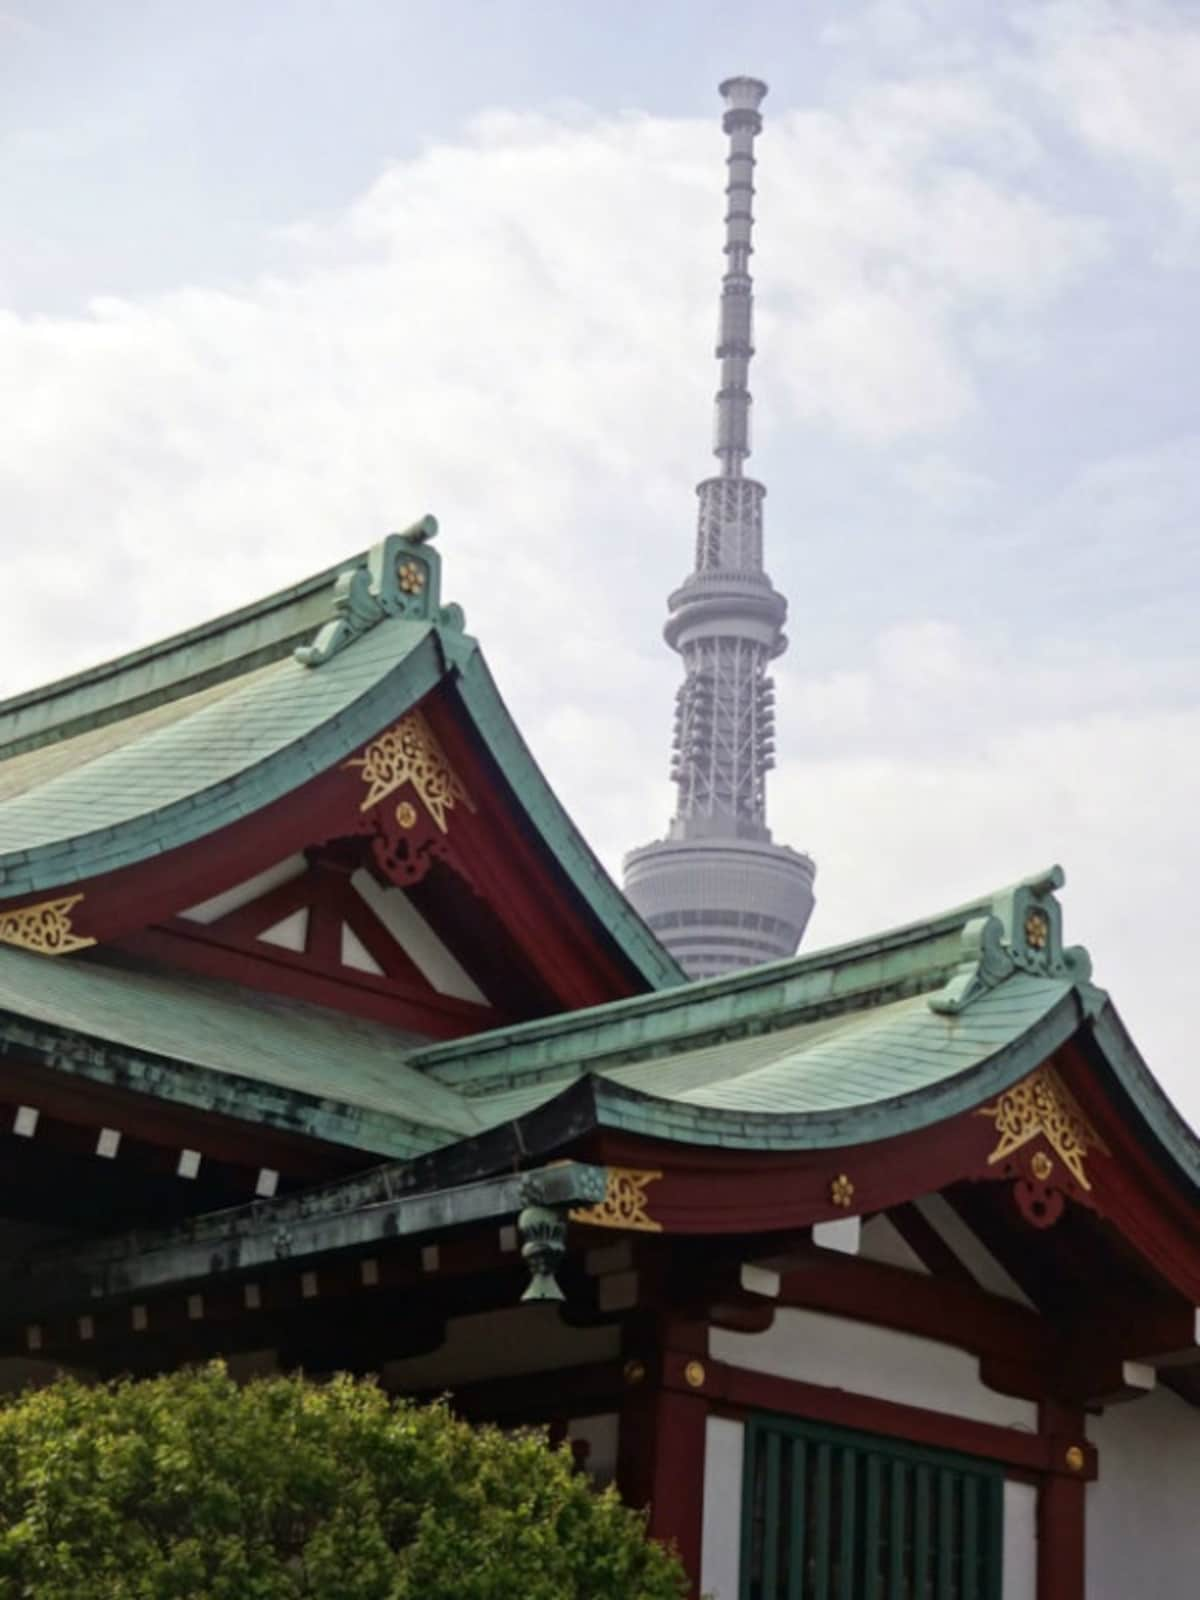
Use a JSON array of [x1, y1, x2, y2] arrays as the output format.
[[624, 77, 816, 977]]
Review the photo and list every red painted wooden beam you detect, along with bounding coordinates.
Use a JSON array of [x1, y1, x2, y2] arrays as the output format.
[[679, 1354, 1096, 1481], [1037, 1401, 1088, 1600]]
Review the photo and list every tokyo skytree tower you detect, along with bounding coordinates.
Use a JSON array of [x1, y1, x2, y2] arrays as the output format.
[[624, 77, 816, 978]]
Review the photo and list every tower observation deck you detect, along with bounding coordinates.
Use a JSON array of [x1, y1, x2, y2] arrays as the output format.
[[623, 77, 816, 978]]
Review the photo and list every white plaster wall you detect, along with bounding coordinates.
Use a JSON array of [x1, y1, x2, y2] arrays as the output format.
[[1003, 1480, 1036, 1600], [1087, 1386, 1200, 1599], [700, 1415, 744, 1600], [858, 1213, 929, 1274], [712, 1307, 1039, 1432], [914, 1194, 1034, 1308]]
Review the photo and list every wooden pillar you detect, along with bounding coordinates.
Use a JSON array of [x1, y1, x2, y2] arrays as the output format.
[[1038, 1401, 1087, 1600], [617, 1318, 710, 1598]]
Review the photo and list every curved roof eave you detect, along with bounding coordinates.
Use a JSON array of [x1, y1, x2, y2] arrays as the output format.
[[1086, 999, 1200, 1196], [0, 614, 681, 993], [478, 981, 1200, 1203], [0, 618, 446, 897], [573, 983, 1089, 1150], [447, 643, 685, 994]]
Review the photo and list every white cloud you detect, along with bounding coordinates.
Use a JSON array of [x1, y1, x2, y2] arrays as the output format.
[[765, 629, 1200, 1128], [1021, 1, 1200, 247], [896, 452, 995, 513], [0, 50, 1194, 1134], [0, 91, 1103, 685]]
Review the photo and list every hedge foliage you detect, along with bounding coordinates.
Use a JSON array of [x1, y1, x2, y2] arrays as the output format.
[[0, 1364, 687, 1600]]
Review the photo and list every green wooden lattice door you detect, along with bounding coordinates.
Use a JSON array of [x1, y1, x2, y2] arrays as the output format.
[[739, 1415, 1004, 1600]]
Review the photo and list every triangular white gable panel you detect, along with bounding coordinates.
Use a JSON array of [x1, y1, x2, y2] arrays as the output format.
[[341, 922, 385, 976], [913, 1193, 1037, 1309], [258, 907, 310, 953], [180, 855, 307, 925], [350, 870, 489, 1006], [858, 1215, 931, 1275]]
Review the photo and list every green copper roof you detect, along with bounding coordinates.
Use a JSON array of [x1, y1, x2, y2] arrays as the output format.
[[0, 945, 477, 1159], [3, 865, 1191, 1202], [0, 614, 441, 888], [409, 872, 1053, 1094], [0, 552, 362, 761], [0, 521, 681, 993]]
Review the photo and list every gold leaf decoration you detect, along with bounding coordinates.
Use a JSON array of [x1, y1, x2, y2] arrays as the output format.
[[397, 560, 426, 595], [569, 1168, 663, 1233], [345, 710, 475, 834], [1030, 1150, 1054, 1183], [978, 1066, 1108, 1191], [0, 895, 94, 956], [829, 1173, 856, 1209]]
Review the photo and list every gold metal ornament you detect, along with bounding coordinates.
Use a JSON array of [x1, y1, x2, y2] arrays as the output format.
[[978, 1066, 1108, 1192], [1065, 1445, 1085, 1473], [1030, 1150, 1054, 1183], [569, 1168, 663, 1233], [1024, 909, 1050, 950], [0, 894, 95, 955], [684, 1360, 706, 1389], [830, 1173, 855, 1209], [395, 801, 418, 829], [397, 559, 426, 595], [346, 710, 475, 833], [623, 1358, 647, 1387]]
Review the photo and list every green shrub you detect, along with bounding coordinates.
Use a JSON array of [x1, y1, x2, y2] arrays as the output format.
[[0, 1363, 687, 1600]]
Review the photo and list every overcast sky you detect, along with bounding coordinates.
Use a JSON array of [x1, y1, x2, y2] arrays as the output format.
[[2, 1, 1198, 1124]]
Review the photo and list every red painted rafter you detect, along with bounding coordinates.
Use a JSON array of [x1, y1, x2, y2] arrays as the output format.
[[121, 923, 489, 1040], [118, 829, 510, 1038], [886, 1201, 984, 1291]]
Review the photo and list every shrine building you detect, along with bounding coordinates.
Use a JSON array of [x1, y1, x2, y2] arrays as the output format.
[[0, 520, 1196, 1600]]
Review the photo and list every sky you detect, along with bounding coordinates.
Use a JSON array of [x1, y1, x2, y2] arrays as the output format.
[[1, 0, 1198, 1123]]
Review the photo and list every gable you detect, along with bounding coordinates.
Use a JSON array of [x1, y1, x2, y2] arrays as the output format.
[[0, 522, 681, 1050]]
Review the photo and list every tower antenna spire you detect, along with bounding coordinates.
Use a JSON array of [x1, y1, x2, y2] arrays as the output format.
[[623, 77, 816, 979], [712, 75, 764, 484]]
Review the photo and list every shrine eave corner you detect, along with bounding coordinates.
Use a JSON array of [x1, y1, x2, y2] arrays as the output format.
[[0, 519, 682, 997]]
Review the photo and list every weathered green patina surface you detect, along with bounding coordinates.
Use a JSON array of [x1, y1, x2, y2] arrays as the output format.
[[2, 866, 1191, 1189], [0, 521, 680, 991], [0, 945, 478, 1158], [4, 866, 1196, 1324], [0, 526, 1192, 1201]]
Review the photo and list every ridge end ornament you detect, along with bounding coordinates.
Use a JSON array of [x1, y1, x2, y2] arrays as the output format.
[[930, 866, 1092, 1016], [569, 1168, 664, 1233], [295, 517, 467, 667], [0, 894, 95, 956], [346, 709, 475, 834]]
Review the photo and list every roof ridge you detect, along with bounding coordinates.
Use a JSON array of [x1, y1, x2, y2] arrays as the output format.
[[412, 868, 1071, 1091], [0, 548, 368, 761]]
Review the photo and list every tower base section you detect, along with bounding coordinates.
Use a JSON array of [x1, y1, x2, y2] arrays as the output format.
[[623, 835, 816, 978]]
